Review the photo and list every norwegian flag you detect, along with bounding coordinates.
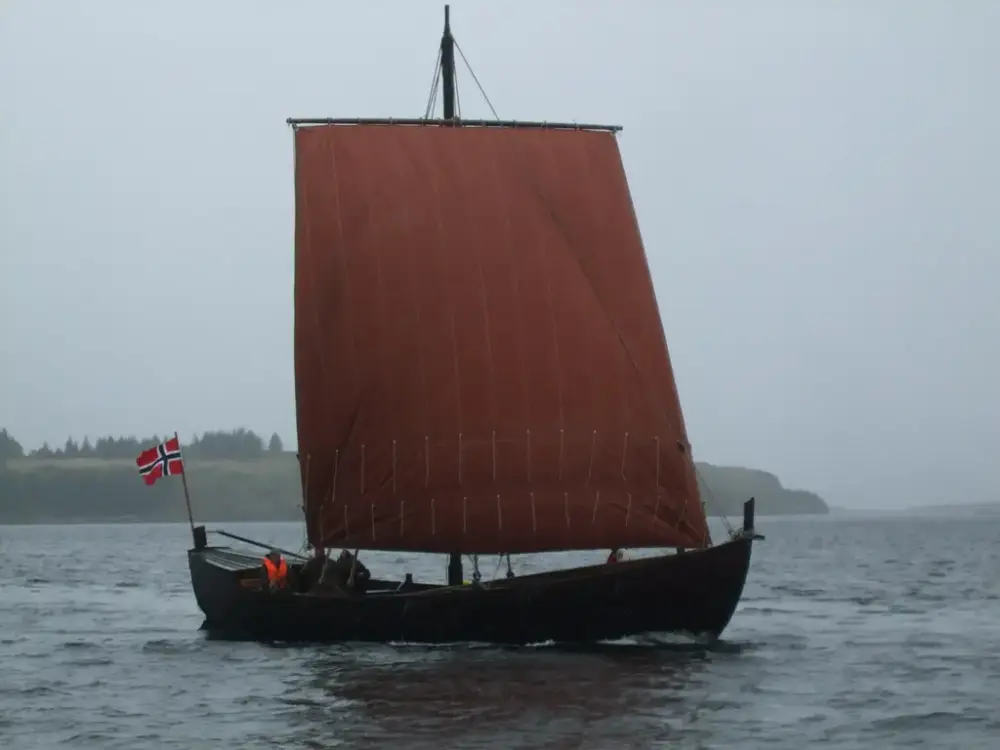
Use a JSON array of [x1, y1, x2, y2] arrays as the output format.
[[135, 436, 185, 486]]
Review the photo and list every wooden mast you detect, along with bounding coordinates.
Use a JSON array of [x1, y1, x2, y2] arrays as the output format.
[[441, 5, 456, 121], [440, 5, 464, 587]]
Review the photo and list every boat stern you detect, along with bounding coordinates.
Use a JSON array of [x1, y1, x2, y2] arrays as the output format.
[[187, 539, 264, 631]]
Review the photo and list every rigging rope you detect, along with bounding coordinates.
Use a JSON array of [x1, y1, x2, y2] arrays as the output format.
[[491, 554, 503, 581], [423, 34, 499, 121], [454, 40, 499, 119], [489, 553, 515, 582], [423, 47, 443, 119], [298, 504, 309, 556], [694, 464, 735, 537]]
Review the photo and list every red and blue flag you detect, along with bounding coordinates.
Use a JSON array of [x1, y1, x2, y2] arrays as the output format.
[[135, 436, 185, 486]]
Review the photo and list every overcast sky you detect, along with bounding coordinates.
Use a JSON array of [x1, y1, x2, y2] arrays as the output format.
[[1, 0, 997, 508]]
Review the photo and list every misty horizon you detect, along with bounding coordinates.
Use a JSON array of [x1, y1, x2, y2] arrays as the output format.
[[2, 1, 997, 510]]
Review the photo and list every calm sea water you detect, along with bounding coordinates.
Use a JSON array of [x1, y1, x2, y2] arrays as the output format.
[[1, 513, 998, 749]]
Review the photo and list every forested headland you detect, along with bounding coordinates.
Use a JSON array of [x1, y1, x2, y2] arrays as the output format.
[[0, 427, 829, 524]]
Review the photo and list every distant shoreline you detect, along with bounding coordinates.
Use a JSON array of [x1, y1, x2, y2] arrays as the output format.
[[0, 454, 829, 524], [829, 503, 1000, 515]]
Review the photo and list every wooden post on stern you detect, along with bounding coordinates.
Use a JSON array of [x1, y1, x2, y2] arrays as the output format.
[[175, 431, 201, 548]]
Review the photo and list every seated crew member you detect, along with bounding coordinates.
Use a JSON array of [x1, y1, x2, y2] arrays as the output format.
[[298, 550, 328, 592], [319, 549, 372, 594], [261, 549, 289, 590]]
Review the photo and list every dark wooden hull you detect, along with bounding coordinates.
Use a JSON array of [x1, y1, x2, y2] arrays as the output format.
[[188, 537, 754, 645]]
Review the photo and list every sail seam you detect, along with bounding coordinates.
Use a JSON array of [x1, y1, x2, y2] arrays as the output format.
[[391, 130, 432, 442]]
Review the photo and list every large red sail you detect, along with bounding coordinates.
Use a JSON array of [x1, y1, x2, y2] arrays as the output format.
[[293, 123, 708, 554]]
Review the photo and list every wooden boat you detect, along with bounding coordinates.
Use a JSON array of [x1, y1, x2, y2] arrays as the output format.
[[187, 5, 762, 645]]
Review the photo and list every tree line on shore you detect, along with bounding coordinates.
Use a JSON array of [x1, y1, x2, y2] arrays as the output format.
[[0, 427, 285, 462], [0, 425, 830, 524]]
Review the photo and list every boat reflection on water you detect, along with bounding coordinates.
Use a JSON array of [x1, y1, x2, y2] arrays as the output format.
[[274, 640, 748, 748]]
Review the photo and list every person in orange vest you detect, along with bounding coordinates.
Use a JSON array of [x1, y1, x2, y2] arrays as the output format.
[[262, 549, 289, 590]]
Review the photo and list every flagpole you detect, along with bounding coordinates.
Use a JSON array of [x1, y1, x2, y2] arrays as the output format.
[[175, 431, 196, 536]]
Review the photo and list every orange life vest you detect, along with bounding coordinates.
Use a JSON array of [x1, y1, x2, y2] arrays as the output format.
[[263, 556, 288, 587]]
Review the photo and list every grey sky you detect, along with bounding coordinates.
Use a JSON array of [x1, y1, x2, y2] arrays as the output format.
[[1, 0, 997, 509]]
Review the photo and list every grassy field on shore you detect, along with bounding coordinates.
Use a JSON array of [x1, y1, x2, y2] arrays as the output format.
[[0, 453, 829, 524]]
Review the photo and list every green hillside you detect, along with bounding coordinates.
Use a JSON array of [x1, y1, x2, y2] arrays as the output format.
[[0, 433, 828, 524]]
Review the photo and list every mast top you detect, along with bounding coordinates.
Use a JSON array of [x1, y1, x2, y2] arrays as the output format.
[[440, 4, 456, 120], [287, 3, 621, 132]]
